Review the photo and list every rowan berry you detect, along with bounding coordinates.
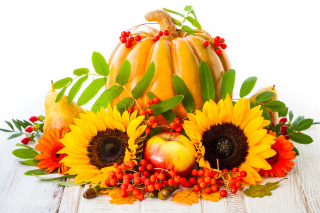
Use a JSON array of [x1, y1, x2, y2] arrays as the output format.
[[113, 163, 119, 168], [180, 177, 187, 184], [204, 177, 211, 183], [211, 170, 218, 177], [205, 187, 212, 194], [147, 99, 154, 105], [154, 182, 163, 190], [121, 31, 127, 37], [133, 188, 140, 196], [153, 35, 160, 41], [197, 178, 204, 184], [210, 179, 217, 185], [157, 31, 163, 36], [235, 181, 243, 188], [163, 180, 168, 185], [140, 109, 146, 115], [211, 185, 220, 192], [120, 189, 127, 197], [240, 171, 247, 177], [120, 163, 127, 170], [117, 173, 123, 180], [135, 35, 141, 41], [213, 42, 220, 47], [128, 184, 135, 191], [115, 168, 122, 174], [280, 125, 289, 135], [222, 169, 228, 173], [110, 178, 117, 186], [163, 30, 169, 36], [146, 108, 153, 115], [220, 43, 227, 49], [25, 126, 34, 133], [231, 187, 238, 194], [150, 175, 157, 183], [123, 178, 130, 185], [21, 137, 30, 145], [214, 36, 220, 42], [189, 177, 197, 185], [232, 167, 239, 173], [138, 166, 145, 172], [142, 171, 149, 177], [203, 40, 209, 47], [121, 184, 128, 190], [134, 177, 140, 184], [220, 189, 227, 197], [279, 117, 287, 124], [144, 178, 151, 186], [146, 164, 153, 171], [145, 127, 151, 134], [200, 182, 207, 189], [123, 174, 130, 180], [174, 175, 181, 183], [147, 119, 154, 126], [175, 127, 182, 133], [198, 170, 204, 176], [169, 122, 177, 129], [120, 37, 127, 43], [204, 170, 211, 177], [138, 194, 144, 200], [127, 160, 136, 168], [169, 169, 176, 177], [148, 184, 155, 191], [153, 97, 160, 103], [167, 164, 174, 170], [193, 184, 200, 192], [128, 106, 134, 113], [158, 173, 165, 180], [125, 41, 132, 48], [109, 170, 116, 176], [151, 123, 158, 129], [126, 31, 131, 36], [168, 178, 175, 185], [236, 176, 243, 182], [191, 169, 198, 176], [220, 38, 225, 43], [229, 178, 237, 187], [105, 179, 110, 186], [29, 116, 38, 122], [216, 49, 222, 55]]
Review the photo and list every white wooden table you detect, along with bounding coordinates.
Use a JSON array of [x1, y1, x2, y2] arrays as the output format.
[[0, 96, 320, 213]]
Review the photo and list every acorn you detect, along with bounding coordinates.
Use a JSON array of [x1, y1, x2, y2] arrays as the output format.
[[166, 185, 177, 194], [149, 190, 159, 198], [158, 188, 170, 200], [83, 184, 101, 199]]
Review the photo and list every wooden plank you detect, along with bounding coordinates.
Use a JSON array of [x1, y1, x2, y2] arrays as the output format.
[[58, 178, 84, 213]]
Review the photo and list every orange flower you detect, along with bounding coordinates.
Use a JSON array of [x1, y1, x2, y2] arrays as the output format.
[[35, 129, 69, 174], [259, 130, 296, 177]]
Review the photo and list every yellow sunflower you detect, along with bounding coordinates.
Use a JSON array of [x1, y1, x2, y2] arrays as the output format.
[[58, 104, 146, 187], [183, 94, 276, 185]]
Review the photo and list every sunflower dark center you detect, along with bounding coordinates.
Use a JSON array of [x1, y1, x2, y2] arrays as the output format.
[[87, 129, 129, 170], [202, 122, 249, 170]]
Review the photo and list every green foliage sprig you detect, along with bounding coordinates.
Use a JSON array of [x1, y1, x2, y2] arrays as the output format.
[[163, 6, 201, 35]]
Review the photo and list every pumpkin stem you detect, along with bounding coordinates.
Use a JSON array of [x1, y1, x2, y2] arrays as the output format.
[[145, 10, 177, 40]]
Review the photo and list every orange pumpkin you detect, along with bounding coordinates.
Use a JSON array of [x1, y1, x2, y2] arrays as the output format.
[[107, 10, 231, 127]]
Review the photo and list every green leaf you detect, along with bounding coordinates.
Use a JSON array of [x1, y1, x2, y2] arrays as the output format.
[[150, 127, 163, 137], [19, 159, 40, 166], [244, 179, 287, 198], [199, 61, 215, 102], [32, 174, 75, 180], [289, 132, 313, 144], [255, 91, 274, 102], [0, 128, 13, 132], [91, 85, 123, 112], [162, 8, 185, 17], [116, 59, 131, 86], [17, 119, 28, 129], [221, 69, 236, 99], [54, 180, 86, 187], [295, 118, 313, 131], [278, 107, 288, 118], [5, 121, 14, 131], [289, 111, 293, 122], [92, 51, 109, 76], [182, 25, 195, 35], [190, 10, 197, 20], [16, 143, 37, 151], [239, 76, 257, 98], [250, 101, 256, 109], [116, 97, 135, 115], [264, 100, 286, 112], [73, 68, 89, 76], [171, 18, 182, 27], [287, 116, 304, 134], [67, 75, 88, 105], [12, 119, 22, 132], [24, 169, 54, 176], [23, 120, 33, 127], [53, 77, 72, 89], [150, 95, 184, 116], [260, 105, 271, 128], [147, 92, 176, 123], [270, 123, 282, 135], [131, 62, 155, 99], [8, 132, 23, 139], [292, 146, 299, 156], [173, 75, 195, 113], [184, 5, 193, 12], [77, 78, 107, 106], [55, 86, 67, 103], [12, 148, 38, 159], [186, 16, 201, 29]]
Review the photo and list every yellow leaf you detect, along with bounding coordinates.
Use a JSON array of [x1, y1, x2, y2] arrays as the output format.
[[201, 190, 221, 202], [103, 187, 138, 204], [171, 189, 200, 206]]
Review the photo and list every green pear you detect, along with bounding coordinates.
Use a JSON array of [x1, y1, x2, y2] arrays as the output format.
[[43, 81, 85, 133]]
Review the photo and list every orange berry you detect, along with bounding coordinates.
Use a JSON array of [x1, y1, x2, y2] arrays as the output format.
[[153, 97, 159, 103], [154, 182, 163, 190], [139, 109, 146, 115], [120, 189, 127, 197], [197, 178, 204, 184], [193, 184, 200, 192], [147, 99, 154, 105], [113, 163, 119, 168], [158, 173, 165, 180], [211, 185, 220, 192], [146, 108, 153, 115], [145, 127, 151, 134], [138, 193, 144, 200], [191, 169, 198, 176], [210, 179, 217, 185], [146, 164, 153, 171], [204, 177, 211, 183], [133, 188, 140, 196], [200, 182, 207, 189], [151, 123, 158, 128], [140, 159, 147, 166], [167, 164, 174, 170], [147, 119, 154, 126], [204, 187, 212, 194], [127, 160, 136, 168], [198, 170, 204, 176], [147, 184, 155, 191]]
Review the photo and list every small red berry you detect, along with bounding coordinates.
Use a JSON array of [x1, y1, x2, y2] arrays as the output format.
[[121, 31, 127, 37], [222, 169, 229, 173], [113, 163, 119, 168], [144, 179, 151, 186], [109, 170, 116, 176], [204, 177, 211, 184], [21, 137, 30, 145], [280, 125, 289, 135], [149, 116, 156, 122], [204, 170, 211, 177], [200, 182, 207, 189], [167, 164, 174, 170], [229, 178, 237, 187], [279, 117, 288, 124], [148, 184, 155, 191], [216, 49, 222, 55], [232, 167, 239, 173], [197, 178, 204, 184], [163, 180, 168, 185], [214, 36, 221, 42], [174, 175, 181, 183], [147, 119, 154, 126], [158, 173, 165, 180], [126, 31, 131, 36], [220, 38, 225, 43], [153, 97, 160, 103], [120, 163, 127, 170], [203, 40, 209, 47], [189, 177, 197, 185], [240, 171, 247, 177], [145, 127, 151, 134], [220, 43, 227, 49], [135, 35, 141, 41], [211, 170, 218, 177], [220, 189, 227, 197], [146, 164, 153, 171], [115, 168, 122, 174], [235, 181, 243, 188], [210, 179, 217, 185], [139, 109, 146, 115], [211, 185, 220, 192], [133, 188, 140, 196], [151, 122, 158, 128], [140, 159, 147, 166], [169, 169, 176, 177], [153, 35, 160, 41], [231, 187, 238, 194], [134, 177, 140, 184], [127, 160, 136, 169], [121, 184, 128, 190], [168, 178, 174, 185], [193, 184, 200, 192], [154, 182, 164, 190], [120, 189, 127, 197], [29, 116, 38, 122], [157, 31, 163, 36], [163, 30, 169, 36], [213, 42, 220, 47], [142, 170, 149, 177], [123, 178, 130, 185], [147, 99, 154, 106], [120, 37, 127, 43], [236, 177, 243, 182], [198, 170, 204, 176], [128, 36, 134, 42], [128, 106, 134, 113], [175, 127, 182, 133], [128, 184, 134, 191], [146, 108, 153, 115], [110, 178, 117, 186], [133, 172, 140, 178], [191, 169, 198, 176], [138, 193, 144, 201], [25, 126, 34, 133], [169, 122, 177, 129], [204, 187, 212, 194], [285, 135, 290, 140], [125, 41, 132, 48], [138, 166, 145, 172]]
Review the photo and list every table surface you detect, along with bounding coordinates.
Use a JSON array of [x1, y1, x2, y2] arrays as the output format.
[[0, 95, 320, 213]]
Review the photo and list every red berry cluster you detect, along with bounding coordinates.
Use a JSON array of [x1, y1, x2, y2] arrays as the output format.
[[169, 118, 184, 133], [119, 31, 142, 48], [153, 30, 169, 42], [21, 116, 45, 145], [278, 117, 301, 140], [203, 36, 227, 56]]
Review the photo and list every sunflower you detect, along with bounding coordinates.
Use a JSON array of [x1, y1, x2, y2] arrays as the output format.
[[58, 104, 146, 187], [183, 94, 277, 185], [259, 130, 296, 177], [35, 129, 69, 174]]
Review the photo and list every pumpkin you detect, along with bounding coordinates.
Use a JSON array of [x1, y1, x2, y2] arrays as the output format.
[[107, 10, 231, 127]]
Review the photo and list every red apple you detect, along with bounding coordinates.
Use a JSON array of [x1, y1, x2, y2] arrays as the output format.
[[143, 132, 196, 178]]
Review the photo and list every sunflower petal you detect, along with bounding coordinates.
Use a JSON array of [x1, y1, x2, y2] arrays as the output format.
[[127, 115, 145, 137]]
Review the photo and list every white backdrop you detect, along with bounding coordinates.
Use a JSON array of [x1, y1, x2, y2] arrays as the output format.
[[1, 0, 320, 124]]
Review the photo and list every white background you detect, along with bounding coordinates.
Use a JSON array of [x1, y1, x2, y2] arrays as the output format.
[[0, 0, 320, 125]]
